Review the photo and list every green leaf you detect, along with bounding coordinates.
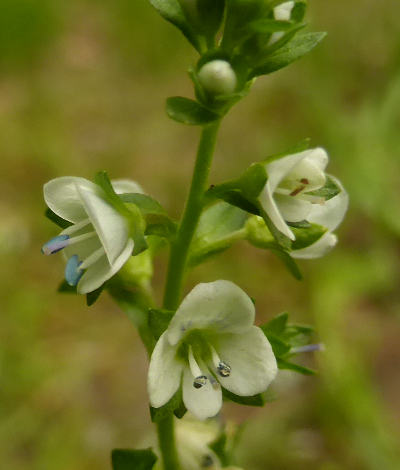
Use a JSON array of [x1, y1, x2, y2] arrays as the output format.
[[209, 432, 229, 467], [182, 0, 225, 41], [111, 448, 157, 470], [222, 388, 265, 407], [305, 175, 341, 201], [277, 358, 317, 375], [266, 334, 291, 357], [222, 0, 270, 51], [148, 308, 174, 340], [252, 31, 327, 76], [147, 0, 200, 51], [45, 208, 72, 229], [250, 19, 295, 33], [262, 312, 289, 336], [189, 201, 248, 266], [291, 223, 327, 250], [86, 285, 104, 306], [166, 96, 220, 125], [150, 389, 185, 422]]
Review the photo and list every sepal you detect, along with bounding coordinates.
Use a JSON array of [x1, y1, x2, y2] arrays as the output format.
[[150, 388, 186, 422], [166, 96, 221, 125], [261, 312, 317, 376], [222, 388, 265, 407], [45, 208, 72, 229]]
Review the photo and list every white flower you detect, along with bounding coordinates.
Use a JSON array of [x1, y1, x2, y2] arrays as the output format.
[[269, 1, 295, 44], [42, 176, 143, 294], [258, 147, 347, 241], [148, 280, 277, 420], [291, 176, 348, 259]]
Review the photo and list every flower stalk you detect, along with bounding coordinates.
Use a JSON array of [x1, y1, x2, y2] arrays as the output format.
[[163, 120, 221, 311]]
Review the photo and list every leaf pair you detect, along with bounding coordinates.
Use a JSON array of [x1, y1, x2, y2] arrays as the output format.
[[261, 312, 317, 375]]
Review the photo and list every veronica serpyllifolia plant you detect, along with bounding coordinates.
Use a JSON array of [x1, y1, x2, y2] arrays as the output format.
[[42, 1, 347, 469]]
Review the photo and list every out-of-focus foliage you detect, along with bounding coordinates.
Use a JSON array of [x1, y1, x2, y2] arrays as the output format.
[[0, 1, 399, 469]]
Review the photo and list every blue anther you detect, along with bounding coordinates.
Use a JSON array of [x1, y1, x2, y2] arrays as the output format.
[[41, 235, 70, 255], [65, 255, 84, 286]]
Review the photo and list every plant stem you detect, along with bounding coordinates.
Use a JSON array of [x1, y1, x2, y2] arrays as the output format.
[[163, 120, 221, 311], [157, 414, 180, 470], [156, 120, 221, 470]]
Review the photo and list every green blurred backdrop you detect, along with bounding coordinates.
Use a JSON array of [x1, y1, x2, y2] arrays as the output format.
[[1, 1, 400, 469]]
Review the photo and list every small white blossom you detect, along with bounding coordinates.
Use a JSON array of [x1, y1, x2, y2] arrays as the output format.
[[258, 147, 347, 242], [148, 280, 277, 420], [42, 177, 142, 294], [269, 1, 295, 44], [198, 60, 237, 95]]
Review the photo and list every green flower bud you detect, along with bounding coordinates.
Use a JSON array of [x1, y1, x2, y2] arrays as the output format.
[[198, 60, 237, 95]]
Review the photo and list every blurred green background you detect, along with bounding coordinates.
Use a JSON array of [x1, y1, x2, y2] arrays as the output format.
[[1, 1, 400, 469]]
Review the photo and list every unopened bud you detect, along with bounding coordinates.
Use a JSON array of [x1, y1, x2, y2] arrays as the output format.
[[198, 60, 237, 95]]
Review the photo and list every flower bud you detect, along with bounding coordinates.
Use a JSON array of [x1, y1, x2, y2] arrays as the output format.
[[198, 60, 237, 95]]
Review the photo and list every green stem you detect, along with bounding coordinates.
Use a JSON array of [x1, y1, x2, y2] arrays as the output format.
[[157, 414, 180, 470], [156, 120, 221, 470], [163, 120, 221, 311]]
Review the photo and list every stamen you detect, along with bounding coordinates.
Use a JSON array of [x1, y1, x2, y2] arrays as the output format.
[[188, 346, 202, 378], [188, 346, 209, 389], [291, 343, 325, 354], [65, 255, 84, 286], [62, 218, 91, 235], [210, 345, 231, 378], [79, 247, 105, 270], [290, 185, 306, 197], [66, 231, 97, 246], [300, 178, 310, 185], [41, 235, 69, 255]]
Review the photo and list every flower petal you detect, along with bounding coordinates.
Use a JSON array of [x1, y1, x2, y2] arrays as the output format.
[[258, 184, 295, 240], [148, 332, 183, 408], [76, 184, 131, 265], [76, 239, 133, 294], [167, 281, 255, 346], [274, 194, 312, 222], [44, 177, 98, 223], [111, 179, 144, 195], [182, 367, 222, 420], [307, 176, 349, 231], [291, 232, 337, 259], [214, 326, 277, 396]]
